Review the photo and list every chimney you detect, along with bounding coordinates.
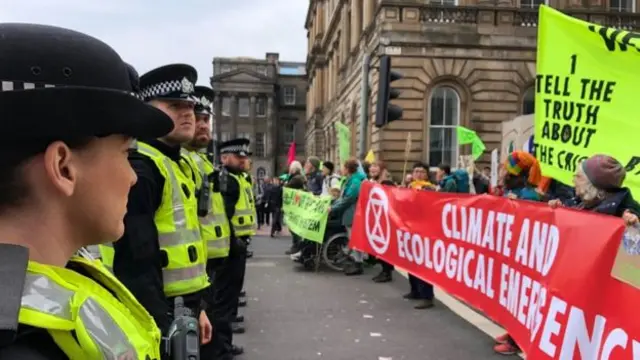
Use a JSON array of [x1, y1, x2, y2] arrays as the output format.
[[266, 52, 280, 63]]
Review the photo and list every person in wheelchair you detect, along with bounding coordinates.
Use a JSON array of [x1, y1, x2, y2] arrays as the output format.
[[290, 185, 343, 265]]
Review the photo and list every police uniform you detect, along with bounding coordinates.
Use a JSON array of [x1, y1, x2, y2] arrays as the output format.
[[181, 86, 236, 358], [98, 65, 211, 337], [212, 138, 258, 359], [0, 24, 173, 359]]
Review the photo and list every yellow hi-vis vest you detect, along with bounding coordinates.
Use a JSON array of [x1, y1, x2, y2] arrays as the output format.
[[186, 150, 231, 259], [228, 172, 257, 236], [243, 172, 258, 236], [100, 142, 209, 298], [20, 256, 162, 360]]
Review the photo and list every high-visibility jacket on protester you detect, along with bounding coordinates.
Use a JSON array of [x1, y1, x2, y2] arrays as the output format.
[[99, 142, 209, 297], [20, 255, 162, 360], [228, 172, 258, 236], [186, 150, 231, 259]]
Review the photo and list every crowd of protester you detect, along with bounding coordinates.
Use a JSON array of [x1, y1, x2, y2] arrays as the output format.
[[270, 150, 640, 356]]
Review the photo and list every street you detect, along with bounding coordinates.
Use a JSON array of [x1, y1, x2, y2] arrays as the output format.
[[233, 233, 511, 360]]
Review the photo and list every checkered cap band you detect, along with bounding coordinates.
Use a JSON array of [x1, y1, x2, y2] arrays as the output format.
[[220, 144, 249, 154], [138, 79, 193, 101], [1, 80, 55, 91], [1, 80, 138, 98]]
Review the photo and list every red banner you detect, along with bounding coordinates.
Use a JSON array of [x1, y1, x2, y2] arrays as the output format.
[[350, 182, 640, 359]]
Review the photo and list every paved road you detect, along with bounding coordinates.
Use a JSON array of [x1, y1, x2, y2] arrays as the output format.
[[233, 233, 510, 360]]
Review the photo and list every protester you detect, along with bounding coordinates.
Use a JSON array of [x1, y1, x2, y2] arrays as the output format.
[[321, 161, 341, 196], [330, 158, 367, 276], [404, 162, 436, 309], [494, 150, 547, 355], [549, 154, 640, 221], [304, 156, 324, 195], [256, 177, 270, 229], [286, 160, 306, 190], [502, 151, 545, 201], [368, 160, 396, 283], [285, 160, 306, 255], [267, 177, 284, 237]]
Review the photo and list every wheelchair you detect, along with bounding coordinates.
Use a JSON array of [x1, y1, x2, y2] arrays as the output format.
[[293, 221, 350, 272]]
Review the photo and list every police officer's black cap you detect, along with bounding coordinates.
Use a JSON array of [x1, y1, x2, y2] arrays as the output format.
[[139, 64, 197, 103], [218, 138, 251, 157], [194, 85, 214, 115], [0, 23, 173, 141]]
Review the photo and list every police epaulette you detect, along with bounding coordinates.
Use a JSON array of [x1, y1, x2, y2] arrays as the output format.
[[0, 244, 29, 347]]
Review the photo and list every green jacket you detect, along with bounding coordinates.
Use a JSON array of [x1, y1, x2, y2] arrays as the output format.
[[330, 171, 366, 227]]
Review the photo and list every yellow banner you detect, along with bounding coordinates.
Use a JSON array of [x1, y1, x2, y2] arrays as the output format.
[[534, 6, 640, 196]]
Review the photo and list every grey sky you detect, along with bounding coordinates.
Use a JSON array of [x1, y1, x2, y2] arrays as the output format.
[[0, 0, 309, 85]]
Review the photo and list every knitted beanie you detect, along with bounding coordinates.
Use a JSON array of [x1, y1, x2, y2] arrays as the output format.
[[581, 154, 626, 190], [504, 151, 542, 186]]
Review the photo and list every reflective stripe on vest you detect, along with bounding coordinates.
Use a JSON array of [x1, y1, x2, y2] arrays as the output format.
[[228, 173, 258, 236], [20, 257, 161, 359], [136, 143, 209, 297], [189, 152, 231, 258]]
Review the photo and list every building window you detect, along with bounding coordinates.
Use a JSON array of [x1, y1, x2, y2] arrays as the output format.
[[519, 0, 546, 8], [428, 86, 460, 168], [222, 97, 230, 116], [283, 87, 296, 105], [256, 98, 266, 117], [255, 132, 266, 157], [522, 87, 535, 115], [221, 132, 231, 142], [238, 132, 251, 141], [238, 97, 249, 117], [283, 122, 296, 145], [220, 64, 231, 73], [610, 0, 634, 11]]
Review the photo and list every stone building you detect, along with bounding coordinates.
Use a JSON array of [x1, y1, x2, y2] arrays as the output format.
[[210, 53, 307, 181], [304, 0, 638, 176]]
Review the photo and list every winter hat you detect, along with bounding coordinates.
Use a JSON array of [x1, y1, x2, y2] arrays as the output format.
[[307, 156, 321, 170], [504, 151, 543, 187], [323, 161, 335, 173], [581, 154, 626, 190]]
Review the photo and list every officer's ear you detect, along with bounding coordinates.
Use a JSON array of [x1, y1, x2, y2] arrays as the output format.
[[42, 138, 93, 197]]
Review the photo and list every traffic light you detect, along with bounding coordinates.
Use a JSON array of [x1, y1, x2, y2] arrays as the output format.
[[374, 55, 403, 128]]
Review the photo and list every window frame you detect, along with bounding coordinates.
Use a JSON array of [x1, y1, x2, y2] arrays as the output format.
[[256, 97, 267, 117], [427, 85, 461, 169], [255, 132, 266, 157], [283, 87, 297, 105], [238, 97, 250, 117], [222, 97, 231, 116]]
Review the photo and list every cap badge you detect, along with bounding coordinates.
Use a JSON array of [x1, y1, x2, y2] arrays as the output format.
[[181, 77, 194, 94], [200, 96, 211, 107]]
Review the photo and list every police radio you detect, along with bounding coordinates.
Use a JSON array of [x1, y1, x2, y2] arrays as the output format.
[[165, 296, 200, 360], [197, 173, 210, 217]]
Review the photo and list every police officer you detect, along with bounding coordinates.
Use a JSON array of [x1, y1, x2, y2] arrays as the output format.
[[0, 23, 172, 359], [99, 64, 213, 346], [182, 86, 235, 358], [214, 138, 258, 359]]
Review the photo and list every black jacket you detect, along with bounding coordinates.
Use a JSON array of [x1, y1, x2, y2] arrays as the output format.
[[266, 184, 283, 208], [565, 187, 640, 217]]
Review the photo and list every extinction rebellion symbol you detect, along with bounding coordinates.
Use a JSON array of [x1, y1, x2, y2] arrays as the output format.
[[365, 186, 391, 255]]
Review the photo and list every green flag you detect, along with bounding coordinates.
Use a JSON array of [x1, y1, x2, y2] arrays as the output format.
[[335, 122, 351, 165], [456, 126, 486, 160]]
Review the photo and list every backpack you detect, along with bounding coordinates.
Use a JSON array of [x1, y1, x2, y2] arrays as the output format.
[[450, 169, 470, 193]]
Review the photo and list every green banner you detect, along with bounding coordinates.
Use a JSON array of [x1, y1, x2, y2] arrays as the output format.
[[283, 188, 331, 243]]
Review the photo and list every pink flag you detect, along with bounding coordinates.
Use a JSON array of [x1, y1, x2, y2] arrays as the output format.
[[287, 142, 296, 166]]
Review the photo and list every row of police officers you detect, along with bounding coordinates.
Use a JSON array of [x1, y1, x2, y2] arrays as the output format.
[[0, 23, 257, 360]]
